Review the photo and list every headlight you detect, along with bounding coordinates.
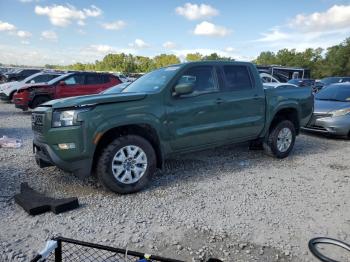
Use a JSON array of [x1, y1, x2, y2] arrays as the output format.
[[52, 108, 92, 127], [331, 108, 350, 117]]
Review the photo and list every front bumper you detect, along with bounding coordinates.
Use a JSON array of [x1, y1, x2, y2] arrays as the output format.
[[33, 139, 92, 178], [0, 92, 10, 101], [13, 91, 30, 110], [302, 113, 350, 136]]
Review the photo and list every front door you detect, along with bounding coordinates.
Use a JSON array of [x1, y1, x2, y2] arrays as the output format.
[[55, 74, 85, 98], [166, 65, 226, 151]]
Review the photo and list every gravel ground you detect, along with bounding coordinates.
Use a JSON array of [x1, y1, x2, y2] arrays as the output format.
[[0, 101, 349, 262]]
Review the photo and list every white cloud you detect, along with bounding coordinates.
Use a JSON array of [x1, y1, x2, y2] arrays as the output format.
[[101, 20, 127, 30], [82, 45, 136, 57], [289, 5, 350, 33], [83, 5, 102, 17], [17, 30, 32, 38], [87, 44, 114, 54], [19, 0, 40, 3], [34, 4, 102, 27], [193, 21, 231, 37], [225, 47, 235, 52], [163, 41, 177, 49], [21, 40, 30, 45], [129, 39, 149, 49], [77, 29, 86, 35], [175, 3, 219, 20], [255, 5, 350, 54], [41, 30, 58, 41], [256, 27, 290, 42], [0, 21, 16, 31]]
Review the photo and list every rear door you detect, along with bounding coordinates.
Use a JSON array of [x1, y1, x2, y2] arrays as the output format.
[[84, 74, 114, 94], [55, 74, 86, 98], [217, 64, 265, 139]]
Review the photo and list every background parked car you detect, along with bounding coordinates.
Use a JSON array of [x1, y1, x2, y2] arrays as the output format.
[[287, 78, 320, 93], [113, 73, 132, 83], [303, 83, 350, 138], [260, 72, 280, 83], [263, 83, 297, 89], [13, 71, 121, 110], [315, 76, 350, 91], [0, 72, 63, 101], [102, 82, 130, 94], [1, 68, 41, 82]]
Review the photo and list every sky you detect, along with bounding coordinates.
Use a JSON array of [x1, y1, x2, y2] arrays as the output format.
[[0, 0, 350, 66]]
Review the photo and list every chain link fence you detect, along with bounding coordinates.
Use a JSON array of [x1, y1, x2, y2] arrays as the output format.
[[31, 237, 184, 262]]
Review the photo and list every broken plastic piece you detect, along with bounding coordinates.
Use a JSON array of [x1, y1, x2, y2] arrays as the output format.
[[15, 183, 79, 215], [0, 135, 22, 148]]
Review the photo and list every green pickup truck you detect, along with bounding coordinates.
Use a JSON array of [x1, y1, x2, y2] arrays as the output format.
[[32, 61, 314, 194]]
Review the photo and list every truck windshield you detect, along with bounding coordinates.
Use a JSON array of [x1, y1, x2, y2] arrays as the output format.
[[123, 66, 180, 93]]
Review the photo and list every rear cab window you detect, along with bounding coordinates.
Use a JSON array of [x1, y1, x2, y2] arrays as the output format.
[[222, 65, 254, 92]]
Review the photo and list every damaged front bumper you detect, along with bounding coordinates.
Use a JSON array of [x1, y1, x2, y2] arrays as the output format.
[[33, 139, 93, 179]]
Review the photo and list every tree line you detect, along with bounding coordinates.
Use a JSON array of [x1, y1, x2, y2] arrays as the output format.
[[47, 37, 350, 78], [50, 52, 233, 74]]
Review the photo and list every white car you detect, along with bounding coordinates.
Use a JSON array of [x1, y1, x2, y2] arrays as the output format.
[[0, 72, 62, 101], [260, 72, 280, 83], [113, 73, 130, 83]]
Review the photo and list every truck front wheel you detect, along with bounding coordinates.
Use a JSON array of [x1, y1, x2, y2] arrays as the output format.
[[97, 135, 156, 194], [263, 120, 296, 159]]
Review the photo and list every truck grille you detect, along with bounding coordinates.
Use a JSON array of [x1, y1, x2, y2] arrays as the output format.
[[32, 113, 44, 133]]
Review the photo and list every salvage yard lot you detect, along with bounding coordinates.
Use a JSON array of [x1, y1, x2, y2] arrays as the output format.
[[0, 101, 349, 261]]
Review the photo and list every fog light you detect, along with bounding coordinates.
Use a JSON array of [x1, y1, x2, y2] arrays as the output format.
[[58, 143, 76, 150]]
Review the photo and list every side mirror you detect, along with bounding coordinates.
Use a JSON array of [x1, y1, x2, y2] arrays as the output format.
[[174, 83, 193, 96], [58, 80, 66, 86], [30, 80, 35, 84]]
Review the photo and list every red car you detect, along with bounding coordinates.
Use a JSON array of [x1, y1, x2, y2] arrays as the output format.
[[14, 72, 121, 110]]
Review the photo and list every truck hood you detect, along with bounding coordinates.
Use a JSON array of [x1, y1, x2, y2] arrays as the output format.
[[314, 99, 350, 114], [43, 92, 148, 109]]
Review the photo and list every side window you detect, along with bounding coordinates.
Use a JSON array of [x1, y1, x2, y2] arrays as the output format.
[[175, 66, 217, 96], [64, 75, 85, 85], [102, 75, 111, 83], [28, 74, 50, 83], [85, 74, 99, 85], [223, 65, 253, 91], [47, 74, 60, 81]]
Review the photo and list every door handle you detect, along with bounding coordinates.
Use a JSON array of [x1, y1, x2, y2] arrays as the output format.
[[253, 95, 260, 100], [215, 98, 225, 104]]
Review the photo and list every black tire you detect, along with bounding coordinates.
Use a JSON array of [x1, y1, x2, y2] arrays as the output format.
[[31, 96, 49, 109], [97, 135, 156, 194], [263, 120, 296, 158]]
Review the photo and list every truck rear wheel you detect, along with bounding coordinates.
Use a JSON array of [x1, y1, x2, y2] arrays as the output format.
[[97, 135, 156, 194], [263, 120, 296, 158]]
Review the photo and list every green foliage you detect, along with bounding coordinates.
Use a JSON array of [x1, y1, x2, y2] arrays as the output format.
[[255, 37, 350, 78], [203, 53, 234, 61], [186, 53, 203, 61], [153, 54, 180, 68]]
